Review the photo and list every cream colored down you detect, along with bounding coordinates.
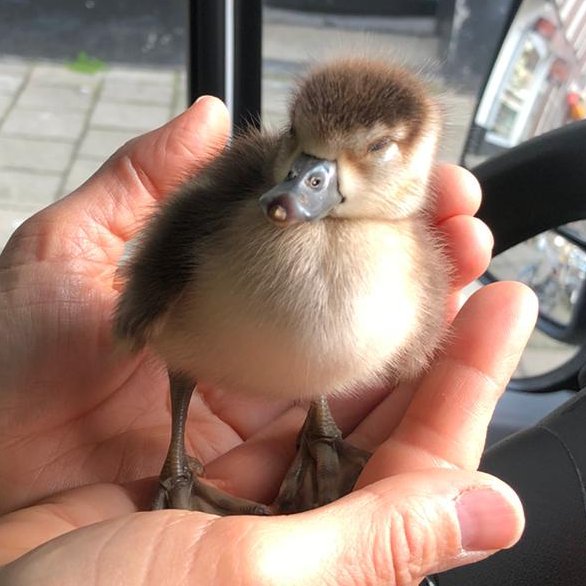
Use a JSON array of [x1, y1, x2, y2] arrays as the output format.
[[154, 199, 430, 400]]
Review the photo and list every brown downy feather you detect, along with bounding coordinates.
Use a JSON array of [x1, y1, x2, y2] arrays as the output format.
[[114, 57, 450, 400]]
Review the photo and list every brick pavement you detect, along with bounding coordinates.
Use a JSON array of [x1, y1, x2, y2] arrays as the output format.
[[0, 60, 186, 248]]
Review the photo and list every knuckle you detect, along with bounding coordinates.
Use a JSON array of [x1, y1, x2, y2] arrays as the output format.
[[371, 502, 448, 586]]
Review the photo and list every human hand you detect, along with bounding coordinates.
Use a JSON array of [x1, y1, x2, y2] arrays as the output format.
[[0, 97, 536, 584]]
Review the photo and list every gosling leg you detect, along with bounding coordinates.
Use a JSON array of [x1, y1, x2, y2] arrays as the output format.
[[152, 371, 270, 516]]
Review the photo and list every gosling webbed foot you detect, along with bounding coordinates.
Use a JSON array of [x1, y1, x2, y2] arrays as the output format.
[[274, 397, 371, 514], [153, 371, 270, 516], [152, 460, 270, 516]]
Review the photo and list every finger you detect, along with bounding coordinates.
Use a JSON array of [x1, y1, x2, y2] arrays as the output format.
[[203, 386, 394, 503], [46, 96, 230, 246], [111, 95, 231, 202], [346, 381, 416, 451], [358, 282, 537, 485], [433, 163, 482, 222], [253, 469, 524, 585], [0, 470, 524, 586], [0, 483, 139, 565], [444, 288, 471, 325], [0, 509, 217, 585], [204, 406, 305, 503], [442, 215, 494, 290], [195, 383, 298, 441]]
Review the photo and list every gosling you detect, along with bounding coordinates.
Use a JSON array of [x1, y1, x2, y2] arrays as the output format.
[[114, 57, 450, 515]]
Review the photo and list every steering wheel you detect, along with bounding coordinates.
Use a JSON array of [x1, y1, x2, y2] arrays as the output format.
[[473, 120, 586, 393]]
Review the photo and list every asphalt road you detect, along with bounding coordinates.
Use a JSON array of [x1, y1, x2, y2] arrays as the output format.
[[0, 0, 187, 66], [0, 1, 439, 68]]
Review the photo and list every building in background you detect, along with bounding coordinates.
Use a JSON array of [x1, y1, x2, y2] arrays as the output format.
[[465, 0, 586, 161]]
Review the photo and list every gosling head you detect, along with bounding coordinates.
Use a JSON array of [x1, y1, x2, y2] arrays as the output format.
[[259, 58, 440, 226]]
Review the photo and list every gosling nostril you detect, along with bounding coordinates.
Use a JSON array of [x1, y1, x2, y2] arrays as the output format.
[[267, 202, 288, 222]]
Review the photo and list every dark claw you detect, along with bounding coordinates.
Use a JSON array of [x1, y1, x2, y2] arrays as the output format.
[[152, 471, 272, 516]]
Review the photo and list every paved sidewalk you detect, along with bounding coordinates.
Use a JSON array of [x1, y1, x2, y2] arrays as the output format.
[[0, 60, 186, 248]]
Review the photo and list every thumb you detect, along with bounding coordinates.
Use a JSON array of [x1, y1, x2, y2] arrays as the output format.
[[44, 96, 230, 245], [113, 95, 231, 199], [0, 471, 524, 586], [253, 469, 524, 586]]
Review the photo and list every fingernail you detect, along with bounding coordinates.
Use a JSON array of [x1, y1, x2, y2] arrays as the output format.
[[456, 489, 520, 551], [195, 95, 208, 104]]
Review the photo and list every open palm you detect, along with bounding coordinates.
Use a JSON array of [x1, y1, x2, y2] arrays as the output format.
[[0, 97, 536, 584]]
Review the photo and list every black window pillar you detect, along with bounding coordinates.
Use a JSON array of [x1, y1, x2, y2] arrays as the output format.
[[189, 0, 262, 131]]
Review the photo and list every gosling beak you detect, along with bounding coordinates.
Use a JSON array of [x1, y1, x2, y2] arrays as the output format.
[[259, 154, 343, 226]]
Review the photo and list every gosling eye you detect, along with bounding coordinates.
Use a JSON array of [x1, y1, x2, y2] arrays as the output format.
[[367, 136, 394, 153]]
